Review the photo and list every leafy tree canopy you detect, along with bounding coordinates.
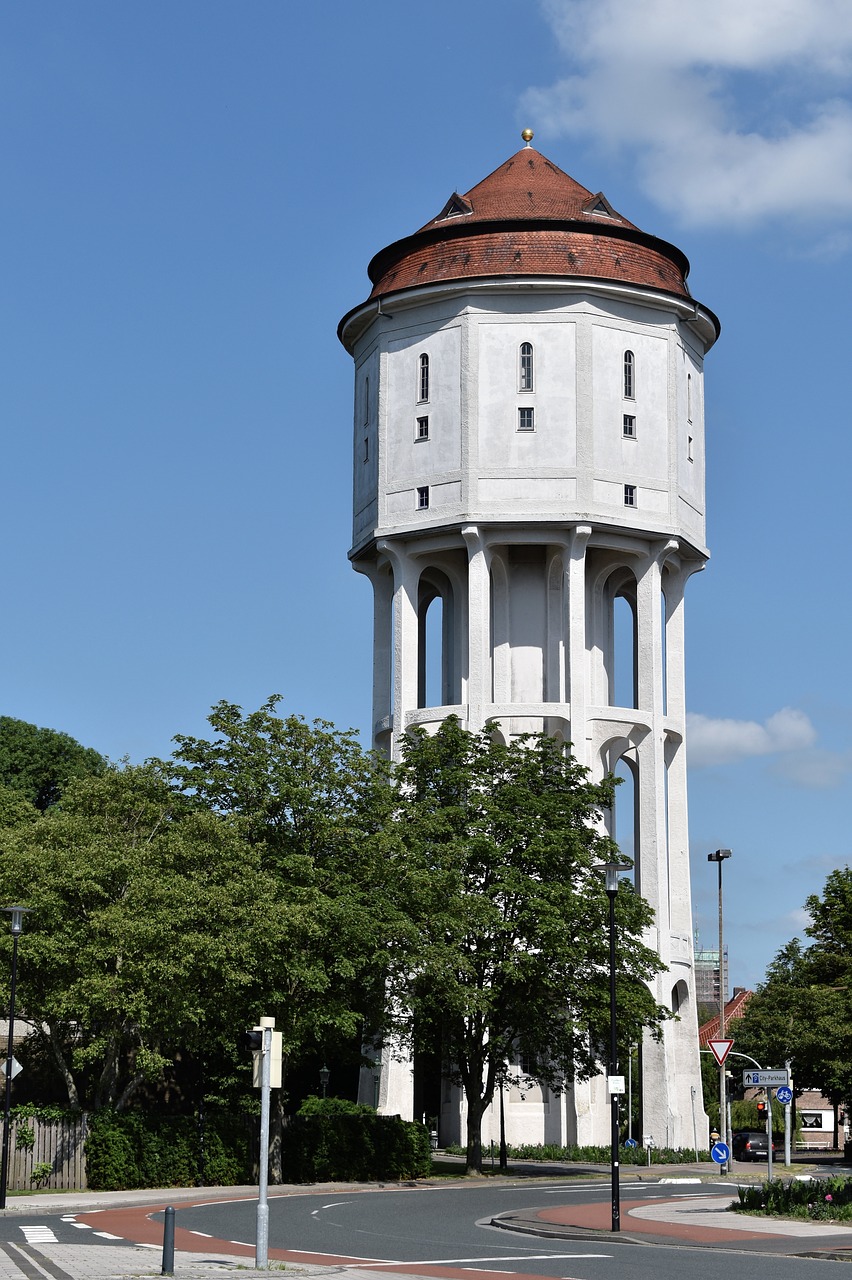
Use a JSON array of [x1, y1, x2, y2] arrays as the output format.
[[388, 718, 667, 1170], [735, 868, 852, 1122], [165, 697, 409, 1069], [0, 764, 272, 1111], [0, 716, 106, 811]]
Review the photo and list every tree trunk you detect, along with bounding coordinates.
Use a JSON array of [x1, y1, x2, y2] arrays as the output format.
[[94, 1040, 119, 1110], [465, 1092, 485, 1172], [269, 1091, 286, 1185], [43, 1023, 81, 1110], [114, 1072, 146, 1113]]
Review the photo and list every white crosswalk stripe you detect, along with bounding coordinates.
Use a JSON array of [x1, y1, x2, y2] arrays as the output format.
[[20, 1224, 58, 1243]]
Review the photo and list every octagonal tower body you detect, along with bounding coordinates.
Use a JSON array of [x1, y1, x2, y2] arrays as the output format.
[[340, 142, 719, 1150]]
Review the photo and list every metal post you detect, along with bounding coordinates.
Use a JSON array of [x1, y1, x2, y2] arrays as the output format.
[[690, 1085, 699, 1163], [498, 1071, 507, 1170], [628, 1047, 633, 1144], [256, 1020, 272, 1270], [607, 878, 620, 1233], [766, 1088, 774, 1181], [161, 1205, 175, 1276], [708, 850, 731, 1174], [784, 1060, 792, 1167], [0, 930, 19, 1210]]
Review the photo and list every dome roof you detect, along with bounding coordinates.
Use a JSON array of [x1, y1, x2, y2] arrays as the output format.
[[364, 144, 693, 303]]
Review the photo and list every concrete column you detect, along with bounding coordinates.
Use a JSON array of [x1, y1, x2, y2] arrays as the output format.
[[462, 526, 491, 731], [377, 539, 419, 755], [566, 526, 591, 763], [360, 560, 393, 740]]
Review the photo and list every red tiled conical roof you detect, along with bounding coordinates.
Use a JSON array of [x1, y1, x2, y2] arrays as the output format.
[[365, 145, 692, 302]]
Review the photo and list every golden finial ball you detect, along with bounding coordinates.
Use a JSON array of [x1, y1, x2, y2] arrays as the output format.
[[521, 128, 534, 143]]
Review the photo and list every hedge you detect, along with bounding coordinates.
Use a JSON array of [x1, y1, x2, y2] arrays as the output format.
[[85, 1110, 251, 1190], [281, 1112, 431, 1181]]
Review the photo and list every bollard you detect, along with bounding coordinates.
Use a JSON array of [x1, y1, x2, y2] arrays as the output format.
[[162, 1205, 175, 1276]]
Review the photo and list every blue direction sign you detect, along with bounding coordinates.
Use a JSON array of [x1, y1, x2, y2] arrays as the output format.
[[711, 1142, 730, 1165], [624, 1138, 638, 1149], [777, 1086, 793, 1105]]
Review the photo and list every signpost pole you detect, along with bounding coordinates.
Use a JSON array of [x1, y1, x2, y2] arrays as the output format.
[[766, 1088, 774, 1181], [256, 1019, 273, 1270], [784, 1062, 792, 1167]]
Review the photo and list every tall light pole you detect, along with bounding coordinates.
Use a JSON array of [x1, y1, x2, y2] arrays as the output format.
[[604, 860, 621, 1233], [319, 1064, 329, 1099], [707, 849, 731, 1172], [0, 905, 32, 1209]]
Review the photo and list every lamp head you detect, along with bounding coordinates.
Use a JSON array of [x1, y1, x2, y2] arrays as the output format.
[[2, 905, 32, 936], [707, 848, 732, 863]]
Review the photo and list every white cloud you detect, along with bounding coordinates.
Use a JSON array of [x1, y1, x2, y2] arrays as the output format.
[[774, 746, 852, 789], [686, 706, 816, 767], [525, 0, 852, 228]]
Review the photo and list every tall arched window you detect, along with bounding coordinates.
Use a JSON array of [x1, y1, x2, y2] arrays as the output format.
[[624, 350, 635, 399], [519, 342, 534, 391], [418, 353, 430, 403], [363, 376, 370, 426]]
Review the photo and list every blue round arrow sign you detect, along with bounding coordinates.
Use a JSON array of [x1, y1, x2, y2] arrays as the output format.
[[711, 1142, 730, 1164], [777, 1086, 793, 1105], [624, 1137, 637, 1148]]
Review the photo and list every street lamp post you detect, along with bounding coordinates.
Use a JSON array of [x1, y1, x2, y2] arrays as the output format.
[[319, 1064, 330, 1099], [707, 849, 732, 1173], [0, 905, 32, 1210], [604, 860, 621, 1233]]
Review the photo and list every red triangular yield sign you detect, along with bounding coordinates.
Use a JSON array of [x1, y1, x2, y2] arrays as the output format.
[[708, 1038, 734, 1066]]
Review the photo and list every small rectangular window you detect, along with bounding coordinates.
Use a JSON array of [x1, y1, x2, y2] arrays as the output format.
[[416, 415, 429, 441], [688, 435, 694, 462], [363, 436, 369, 462], [624, 484, 636, 507], [417, 485, 430, 510], [518, 407, 535, 432], [623, 414, 636, 438]]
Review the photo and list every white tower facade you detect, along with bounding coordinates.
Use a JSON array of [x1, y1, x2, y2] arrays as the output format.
[[339, 140, 719, 1149]]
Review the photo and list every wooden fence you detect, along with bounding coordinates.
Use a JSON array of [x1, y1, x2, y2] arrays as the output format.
[[6, 1115, 88, 1191]]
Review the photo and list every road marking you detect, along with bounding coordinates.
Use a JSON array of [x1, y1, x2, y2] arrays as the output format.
[[19, 1226, 58, 1243], [322, 1200, 351, 1208], [346, 1254, 613, 1267], [93, 1230, 123, 1239], [3, 1241, 75, 1280], [70, 1222, 91, 1229], [229, 1239, 254, 1246], [190, 1230, 213, 1237]]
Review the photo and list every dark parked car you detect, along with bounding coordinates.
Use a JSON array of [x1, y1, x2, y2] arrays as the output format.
[[731, 1130, 777, 1161]]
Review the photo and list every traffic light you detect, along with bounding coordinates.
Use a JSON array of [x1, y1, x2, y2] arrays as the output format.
[[240, 1024, 283, 1087], [756, 1098, 767, 1117], [240, 1030, 263, 1054]]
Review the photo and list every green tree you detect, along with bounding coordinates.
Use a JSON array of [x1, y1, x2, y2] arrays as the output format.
[[736, 869, 852, 1146], [0, 716, 106, 811], [166, 697, 407, 1079], [390, 718, 668, 1172], [0, 764, 271, 1110]]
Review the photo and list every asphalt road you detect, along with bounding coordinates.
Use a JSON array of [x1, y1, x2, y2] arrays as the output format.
[[0, 1210, 131, 1249], [166, 1180, 852, 1280]]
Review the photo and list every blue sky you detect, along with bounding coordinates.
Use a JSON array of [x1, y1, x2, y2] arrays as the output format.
[[3, 0, 851, 996]]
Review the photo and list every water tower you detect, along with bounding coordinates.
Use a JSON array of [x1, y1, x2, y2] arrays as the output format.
[[338, 134, 719, 1148]]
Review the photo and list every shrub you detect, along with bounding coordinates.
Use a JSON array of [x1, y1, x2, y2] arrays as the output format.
[[446, 1141, 711, 1165], [85, 1110, 250, 1191], [281, 1112, 431, 1181], [735, 1175, 852, 1222]]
